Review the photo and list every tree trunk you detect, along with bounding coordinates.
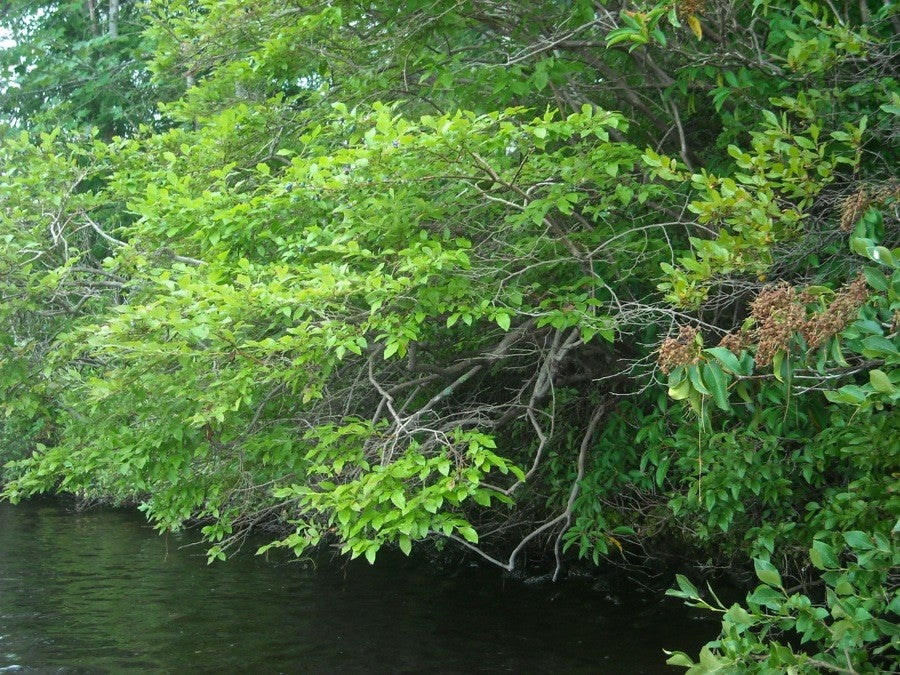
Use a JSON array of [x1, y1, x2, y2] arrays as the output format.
[[85, 0, 99, 37], [108, 0, 119, 38]]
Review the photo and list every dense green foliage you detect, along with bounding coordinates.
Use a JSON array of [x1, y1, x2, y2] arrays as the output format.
[[1, 0, 897, 670], [0, 0, 181, 134]]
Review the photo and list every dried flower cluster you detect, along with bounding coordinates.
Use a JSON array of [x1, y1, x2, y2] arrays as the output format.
[[657, 325, 701, 374], [840, 188, 870, 232], [670, 274, 872, 374], [749, 283, 807, 366], [801, 273, 870, 349], [839, 182, 899, 231], [677, 0, 707, 15], [718, 329, 751, 355]]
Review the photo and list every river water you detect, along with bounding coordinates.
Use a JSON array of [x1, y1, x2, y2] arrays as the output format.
[[0, 500, 715, 673]]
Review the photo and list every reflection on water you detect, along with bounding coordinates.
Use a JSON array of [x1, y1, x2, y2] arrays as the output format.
[[0, 500, 714, 673]]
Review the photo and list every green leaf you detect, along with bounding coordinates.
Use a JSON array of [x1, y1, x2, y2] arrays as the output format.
[[842, 531, 873, 550], [861, 335, 898, 359], [664, 651, 695, 667], [668, 376, 692, 401], [702, 362, 731, 412], [688, 387, 703, 416], [871, 246, 895, 266], [754, 559, 782, 588], [606, 27, 643, 48], [457, 525, 479, 543], [190, 324, 210, 339], [772, 350, 785, 383], [698, 646, 722, 670], [810, 540, 840, 570], [655, 454, 671, 488], [703, 347, 744, 375], [675, 574, 699, 598], [398, 535, 412, 556], [747, 585, 783, 610], [834, 579, 854, 595], [863, 266, 889, 292], [824, 385, 867, 405], [723, 603, 754, 629], [495, 313, 511, 331], [390, 490, 406, 509], [869, 369, 894, 394], [688, 366, 710, 395], [611, 525, 635, 535], [850, 237, 874, 257]]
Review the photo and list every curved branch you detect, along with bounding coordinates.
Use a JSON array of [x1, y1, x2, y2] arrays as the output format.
[[552, 401, 607, 581]]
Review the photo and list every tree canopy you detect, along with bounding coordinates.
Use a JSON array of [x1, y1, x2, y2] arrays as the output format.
[[0, 0, 897, 670]]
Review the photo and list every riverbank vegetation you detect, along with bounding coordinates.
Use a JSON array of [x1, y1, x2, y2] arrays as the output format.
[[0, 0, 897, 670]]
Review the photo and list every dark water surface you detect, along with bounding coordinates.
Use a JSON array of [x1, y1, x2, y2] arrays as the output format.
[[0, 500, 715, 673]]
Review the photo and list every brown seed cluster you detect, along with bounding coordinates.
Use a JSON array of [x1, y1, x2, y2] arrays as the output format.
[[677, 0, 707, 15], [750, 283, 807, 366], [663, 274, 872, 375], [718, 329, 751, 355], [657, 324, 701, 374], [840, 188, 869, 232], [801, 273, 870, 349], [873, 183, 900, 206], [839, 182, 899, 231]]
